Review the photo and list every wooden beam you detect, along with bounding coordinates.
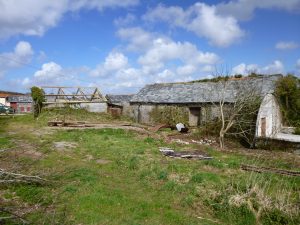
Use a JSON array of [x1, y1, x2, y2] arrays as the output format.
[[43, 101, 106, 104], [41, 86, 98, 89], [45, 94, 96, 96]]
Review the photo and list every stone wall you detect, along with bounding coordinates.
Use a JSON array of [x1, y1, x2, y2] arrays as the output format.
[[131, 103, 226, 126], [80, 102, 107, 113], [121, 102, 134, 118]]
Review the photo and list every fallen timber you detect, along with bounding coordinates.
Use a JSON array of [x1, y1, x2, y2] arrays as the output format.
[[159, 147, 213, 160], [241, 164, 300, 177], [0, 169, 47, 185]]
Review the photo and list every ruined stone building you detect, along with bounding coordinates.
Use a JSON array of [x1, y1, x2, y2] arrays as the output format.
[[106, 94, 134, 117], [130, 75, 279, 126], [130, 75, 299, 142]]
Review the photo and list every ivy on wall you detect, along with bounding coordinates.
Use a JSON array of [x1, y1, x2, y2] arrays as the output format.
[[149, 105, 189, 126]]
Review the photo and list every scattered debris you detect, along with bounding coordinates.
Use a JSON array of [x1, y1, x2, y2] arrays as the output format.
[[241, 164, 300, 177], [0, 169, 47, 185], [294, 149, 300, 155], [0, 208, 29, 224], [159, 147, 213, 160], [192, 139, 216, 145], [171, 139, 190, 145]]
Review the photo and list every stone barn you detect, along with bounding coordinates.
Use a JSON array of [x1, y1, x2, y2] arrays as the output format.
[[130, 75, 280, 127], [106, 94, 134, 117]]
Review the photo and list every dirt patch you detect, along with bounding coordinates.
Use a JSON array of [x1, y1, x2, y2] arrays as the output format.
[[32, 127, 55, 137], [49, 123, 153, 134], [53, 142, 78, 151], [95, 159, 111, 164], [83, 154, 111, 164], [18, 149, 43, 159], [6, 140, 44, 160]]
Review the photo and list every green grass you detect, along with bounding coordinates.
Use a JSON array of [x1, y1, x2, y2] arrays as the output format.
[[0, 110, 299, 225]]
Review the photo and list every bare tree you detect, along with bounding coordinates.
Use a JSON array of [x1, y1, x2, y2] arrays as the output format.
[[206, 68, 264, 149]]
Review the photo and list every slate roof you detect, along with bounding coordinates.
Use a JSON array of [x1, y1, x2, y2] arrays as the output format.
[[131, 75, 281, 104], [7, 95, 33, 103], [106, 94, 134, 104], [0, 91, 24, 98]]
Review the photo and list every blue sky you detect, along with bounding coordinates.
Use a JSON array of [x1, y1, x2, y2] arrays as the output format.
[[0, 0, 300, 94]]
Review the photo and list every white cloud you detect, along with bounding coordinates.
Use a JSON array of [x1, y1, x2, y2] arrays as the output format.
[[34, 61, 63, 80], [114, 13, 136, 27], [176, 65, 197, 76], [275, 41, 299, 50], [90, 52, 128, 77], [232, 60, 284, 75], [143, 3, 244, 47], [21, 62, 88, 88], [216, 0, 300, 21], [21, 61, 64, 88], [138, 37, 219, 71], [115, 27, 220, 87], [232, 63, 259, 75], [0, 41, 34, 76], [103, 52, 128, 71], [0, 0, 139, 39], [69, 0, 139, 11], [261, 60, 284, 74], [117, 27, 156, 51]]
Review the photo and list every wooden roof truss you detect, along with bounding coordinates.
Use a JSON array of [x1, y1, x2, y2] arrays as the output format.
[[41, 87, 107, 104]]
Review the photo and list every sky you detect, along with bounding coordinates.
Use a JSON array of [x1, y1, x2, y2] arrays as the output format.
[[0, 0, 300, 94]]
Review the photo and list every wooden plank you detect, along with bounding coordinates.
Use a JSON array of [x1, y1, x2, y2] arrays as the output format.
[[241, 164, 300, 177]]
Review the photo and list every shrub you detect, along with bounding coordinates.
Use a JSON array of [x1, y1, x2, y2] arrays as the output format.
[[128, 156, 139, 170], [275, 74, 300, 127], [31, 86, 45, 118]]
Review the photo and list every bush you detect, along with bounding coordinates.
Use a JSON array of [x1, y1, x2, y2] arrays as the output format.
[[294, 127, 300, 135], [194, 120, 221, 137], [275, 74, 300, 127], [31, 86, 45, 118]]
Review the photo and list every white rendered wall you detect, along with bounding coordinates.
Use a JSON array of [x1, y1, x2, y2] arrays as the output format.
[[0, 98, 6, 105], [256, 94, 282, 137]]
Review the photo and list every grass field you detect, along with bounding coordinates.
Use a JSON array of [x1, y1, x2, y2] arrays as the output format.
[[0, 109, 299, 224]]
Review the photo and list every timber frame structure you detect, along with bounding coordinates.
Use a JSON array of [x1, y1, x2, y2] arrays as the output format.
[[41, 87, 107, 104]]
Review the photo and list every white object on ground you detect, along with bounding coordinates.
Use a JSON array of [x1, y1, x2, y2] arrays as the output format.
[[176, 123, 185, 131]]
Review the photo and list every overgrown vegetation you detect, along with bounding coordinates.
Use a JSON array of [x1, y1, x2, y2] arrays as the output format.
[[0, 109, 299, 224], [30, 86, 45, 118], [275, 74, 300, 128], [149, 105, 189, 126]]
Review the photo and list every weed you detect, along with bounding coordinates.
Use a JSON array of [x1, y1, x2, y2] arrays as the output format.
[[13, 185, 53, 205], [157, 170, 168, 180], [190, 172, 220, 184], [128, 156, 139, 170]]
